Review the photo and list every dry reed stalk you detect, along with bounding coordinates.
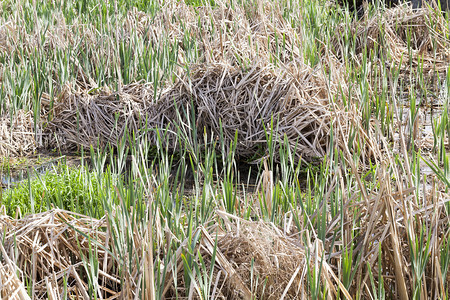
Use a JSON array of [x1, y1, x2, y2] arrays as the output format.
[[0, 245, 31, 300], [262, 159, 273, 216], [0, 265, 30, 300]]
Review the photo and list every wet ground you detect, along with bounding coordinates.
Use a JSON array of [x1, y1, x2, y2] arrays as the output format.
[[0, 151, 262, 195], [0, 154, 84, 188], [1, 81, 447, 193]]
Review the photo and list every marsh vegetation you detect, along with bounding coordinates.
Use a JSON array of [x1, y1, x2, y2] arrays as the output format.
[[0, 0, 449, 299]]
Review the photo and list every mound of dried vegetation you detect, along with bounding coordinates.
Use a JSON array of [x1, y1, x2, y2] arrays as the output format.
[[0, 209, 117, 299], [43, 62, 369, 163]]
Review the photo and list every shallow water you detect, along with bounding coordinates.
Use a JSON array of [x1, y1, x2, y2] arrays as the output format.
[[0, 155, 83, 188]]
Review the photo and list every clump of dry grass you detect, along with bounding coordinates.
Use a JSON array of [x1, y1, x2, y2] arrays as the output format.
[[334, 5, 449, 73], [162, 218, 310, 300], [150, 63, 337, 161], [216, 218, 307, 299], [0, 110, 36, 157], [43, 62, 374, 163], [0, 261, 30, 300], [0, 209, 121, 299], [42, 82, 152, 152]]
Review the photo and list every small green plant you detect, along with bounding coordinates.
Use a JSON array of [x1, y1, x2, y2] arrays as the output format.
[[1, 165, 114, 218]]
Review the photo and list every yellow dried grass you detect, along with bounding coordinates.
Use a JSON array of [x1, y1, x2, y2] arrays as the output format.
[[0, 209, 121, 299], [0, 110, 36, 157]]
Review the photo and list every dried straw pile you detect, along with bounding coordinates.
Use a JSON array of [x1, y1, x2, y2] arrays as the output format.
[[0, 209, 121, 300], [216, 219, 307, 299], [0, 263, 30, 300], [163, 218, 311, 299], [44, 62, 358, 162], [0, 110, 36, 157], [334, 5, 450, 74], [0, 208, 313, 299], [43, 83, 152, 152]]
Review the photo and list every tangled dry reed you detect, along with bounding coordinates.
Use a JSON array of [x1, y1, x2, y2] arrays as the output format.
[[44, 63, 358, 162], [0, 209, 120, 300], [215, 218, 307, 299], [0, 208, 310, 299], [0, 110, 36, 157]]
